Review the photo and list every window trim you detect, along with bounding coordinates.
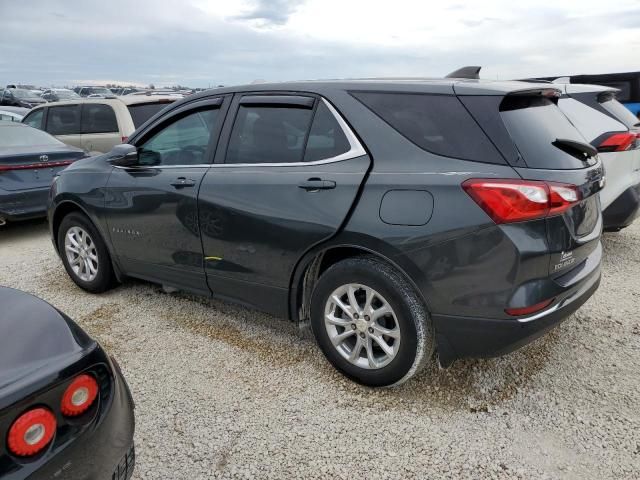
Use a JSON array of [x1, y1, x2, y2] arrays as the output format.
[[216, 98, 365, 168]]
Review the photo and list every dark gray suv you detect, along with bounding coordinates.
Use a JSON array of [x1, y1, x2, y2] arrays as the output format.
[[48, 79, 604, 386]]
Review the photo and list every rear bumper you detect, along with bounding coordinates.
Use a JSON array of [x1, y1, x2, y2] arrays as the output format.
[[603, 183, 640, 230], [433, 246, 601, 367], [0, 187, 49, 222]]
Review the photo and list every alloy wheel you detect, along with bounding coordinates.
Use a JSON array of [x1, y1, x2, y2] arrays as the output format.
[[64, 226, 99, 282], [324, 283, 401, 369]]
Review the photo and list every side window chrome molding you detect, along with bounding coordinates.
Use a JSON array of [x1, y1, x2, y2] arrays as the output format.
[[113, 98, 367, 170], [210, 98, 367, 168]]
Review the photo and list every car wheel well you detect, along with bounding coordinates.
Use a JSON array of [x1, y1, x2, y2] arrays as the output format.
[[52, 202, 86, 251], [296, 246, 395, 324]]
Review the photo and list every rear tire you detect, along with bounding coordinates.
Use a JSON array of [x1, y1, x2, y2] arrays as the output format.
[[57, 212, 115, 293], [310, 256, 434, 387]]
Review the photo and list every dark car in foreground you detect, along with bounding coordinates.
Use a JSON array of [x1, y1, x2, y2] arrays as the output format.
[[0, 287, 134, 479], [0, 122, 87, 225], [0, 89, 46, 109], [49, 79, 604, 386]]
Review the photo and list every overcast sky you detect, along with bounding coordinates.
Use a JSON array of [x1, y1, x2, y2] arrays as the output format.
[[2, 0, 639, 87]]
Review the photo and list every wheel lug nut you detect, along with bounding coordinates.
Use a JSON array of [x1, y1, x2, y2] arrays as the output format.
[[354, 313, 359, 319], [368, 327, 374, 333], [360, 332, 365, 338], [365, 315, 370, 321], [351, 324, 357, 330]]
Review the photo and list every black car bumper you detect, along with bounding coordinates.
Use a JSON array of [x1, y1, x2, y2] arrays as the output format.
[[433, 251, 601, 367], [14, 365, 135, 480], [603, 183, 640, 231], [0, 187, 49, 222]]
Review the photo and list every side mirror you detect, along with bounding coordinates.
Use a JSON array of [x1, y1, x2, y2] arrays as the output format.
[[108, 144, 139, 167]]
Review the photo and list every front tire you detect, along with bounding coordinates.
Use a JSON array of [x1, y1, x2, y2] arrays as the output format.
[[310, 256, 434, 387], [57, 212, 115, 293]]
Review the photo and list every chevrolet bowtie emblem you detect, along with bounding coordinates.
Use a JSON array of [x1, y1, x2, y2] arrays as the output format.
[[39, 155, 49, 162]]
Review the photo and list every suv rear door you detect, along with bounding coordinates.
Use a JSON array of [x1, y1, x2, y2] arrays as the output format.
[[459, 88, 604, 277], [198, 93, 370, 316]]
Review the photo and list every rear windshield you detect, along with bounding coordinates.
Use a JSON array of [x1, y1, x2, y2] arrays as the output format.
[[600, 98, 639, 129], [500, 96, 593, 170], [352, 92, 503, 163], [558, 98, 627, 143], [128, 103, 172, 128], [0, 125, 62, 148]]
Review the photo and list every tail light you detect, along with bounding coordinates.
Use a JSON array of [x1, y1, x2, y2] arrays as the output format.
[[121, 136, 129, 144], [505, 298, 555, 316], [462, 179, 581, 224], [597, 132, 637, 152], [7, 408, 57, 457], [0, 160, 73, 172], [60, 374, 99, 417]]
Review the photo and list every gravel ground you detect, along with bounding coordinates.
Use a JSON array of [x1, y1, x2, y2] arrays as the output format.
[[1, 220, 639, 479]]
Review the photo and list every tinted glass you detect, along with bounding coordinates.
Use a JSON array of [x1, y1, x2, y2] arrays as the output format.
[[303, 102, 350, 162], [558, 98, 627, 143], [600, 99, 639, 129], [227, 105, 313, 164], [352, 92, 499, 162], [127, 103, 172, 128], [82, 104, 118, 133], [47, 105, 81, 135], [500, 96, 592, 170], [22, 109, 44, 129], [0, 125, 63, 147], [138, 108, 218, 166]]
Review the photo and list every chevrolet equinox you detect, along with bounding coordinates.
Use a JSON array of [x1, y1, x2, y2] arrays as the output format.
[[48, 79, 604, 386]]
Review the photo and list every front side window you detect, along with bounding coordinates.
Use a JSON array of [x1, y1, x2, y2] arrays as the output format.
[[82, 104, 118, 134], [137, 108, 218, 166], [46, 105, 81, 135], [22, 109, 44, 129], [226, 105, 314, 164]]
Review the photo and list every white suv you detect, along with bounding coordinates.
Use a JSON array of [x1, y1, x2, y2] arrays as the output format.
[[557, 83, 640, 230], [22, 96, 177, 154]]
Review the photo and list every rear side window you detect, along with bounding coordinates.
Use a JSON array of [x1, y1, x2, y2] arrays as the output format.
[[304, 102, 350, 162], [558, 98, 627, 142], [600, 98, 639, 129], [22, 109, 44, 129], [226, 105, 313, 164], [500, 96, 593, 170], [82, 104, 118, 134], [128, 103, 172, 128], [46, 105, 81, 135], [351, 92, 501, 162]]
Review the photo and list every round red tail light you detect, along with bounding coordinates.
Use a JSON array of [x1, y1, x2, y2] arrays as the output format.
[[7, 408, 57, 457], [61, 374, 99, 417]]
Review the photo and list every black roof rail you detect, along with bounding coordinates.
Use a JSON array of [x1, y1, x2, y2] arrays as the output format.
[[445, 66, 481, 79]]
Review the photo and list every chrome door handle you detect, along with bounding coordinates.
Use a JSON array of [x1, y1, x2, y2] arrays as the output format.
[[170, 177, 196, 188], [298, 178, 336, 191]]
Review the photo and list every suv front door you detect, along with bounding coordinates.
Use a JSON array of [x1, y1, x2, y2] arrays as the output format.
[[198, 93, 371, 316], [104, 97, 229, 295]]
